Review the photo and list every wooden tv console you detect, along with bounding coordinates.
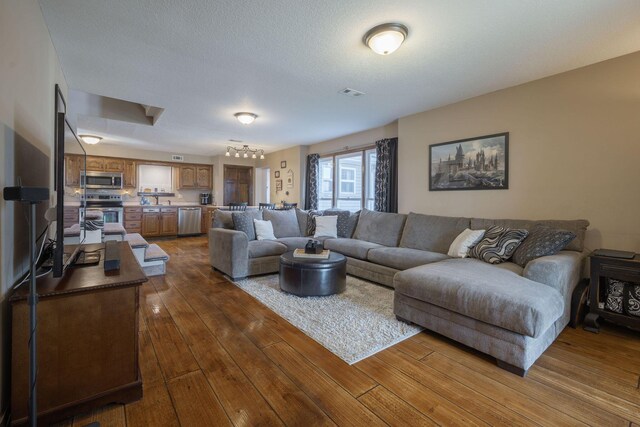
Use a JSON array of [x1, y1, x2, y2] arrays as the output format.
[[9, 242, 147, 426]]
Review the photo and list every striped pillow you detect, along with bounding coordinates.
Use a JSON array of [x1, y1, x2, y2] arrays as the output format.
[[469, 226, 529, 264]]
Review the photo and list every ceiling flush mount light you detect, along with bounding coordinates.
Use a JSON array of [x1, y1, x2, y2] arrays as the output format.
[[225, 144, 265, 160], [234, 112, 258, 125], [363, 23, 408, 55], [79, 135, 102, 145]]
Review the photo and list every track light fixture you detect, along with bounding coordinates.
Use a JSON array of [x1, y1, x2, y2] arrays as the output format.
[[225, 144, 265, 160]]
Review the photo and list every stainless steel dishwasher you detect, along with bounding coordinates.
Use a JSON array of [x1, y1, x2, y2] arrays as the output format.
[[178, 207, 202, 236]]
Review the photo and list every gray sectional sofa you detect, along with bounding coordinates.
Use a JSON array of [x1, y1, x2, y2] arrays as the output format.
[[208, 207, 589, 375]]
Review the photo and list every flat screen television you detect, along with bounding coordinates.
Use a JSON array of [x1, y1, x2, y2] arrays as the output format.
[[53, 85, 87, 277]]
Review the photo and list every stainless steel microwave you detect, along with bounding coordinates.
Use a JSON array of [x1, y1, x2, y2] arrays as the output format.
[[80, 171, 123, 189]]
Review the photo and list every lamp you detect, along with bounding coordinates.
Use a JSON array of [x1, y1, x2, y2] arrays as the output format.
[[225, 144, 265, 160], [79, 135, 102, 145], [363, 23, 408, 55], [234, 112, 258, 125]]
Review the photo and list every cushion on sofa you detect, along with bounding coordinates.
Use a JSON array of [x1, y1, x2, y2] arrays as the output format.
[[295, 208, 310, 236], [468, 226, 529, 264], [511, 225, 576, 267], [248, 240, 288, 258], [400, 213, 471, 253], [323, 209, 352, 238], [345, 211, 360, 238], [394, 258, 564, 338], [324, 238, 384, 260], [367, 247, 450, 271], [212, 210, 234, 229], [470, 218, 589, 252], [276, 236, 332, 252], [232, 210, 263, 240], [353, 208, 406, 247], [263, 209, 301, 238]]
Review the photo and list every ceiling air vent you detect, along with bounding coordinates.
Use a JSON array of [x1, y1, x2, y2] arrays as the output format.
[[171, 155, 184, 162], [338, 88, 365, 97]]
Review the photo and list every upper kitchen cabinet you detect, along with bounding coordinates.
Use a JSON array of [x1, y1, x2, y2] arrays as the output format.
[[123, 160, 136, 188], [196, 166, 212, 188], [104, 158, 125, 172], [178, 165, 196, 188], [177, 165, 212, 189], [85, 156, 105, 171]]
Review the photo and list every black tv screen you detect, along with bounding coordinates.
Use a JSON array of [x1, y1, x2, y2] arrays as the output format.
[[53, 93, 87, 277]]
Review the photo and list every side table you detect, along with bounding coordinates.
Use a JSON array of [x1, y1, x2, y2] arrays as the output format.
[[585, 252, 640, 333]]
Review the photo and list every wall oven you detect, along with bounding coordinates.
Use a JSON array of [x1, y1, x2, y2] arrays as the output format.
[[81, 171, 123, 189]]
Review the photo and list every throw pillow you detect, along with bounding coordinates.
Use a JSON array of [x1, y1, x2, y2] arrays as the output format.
[[605, 278, 625, 314], [232, 210, 262, 241], [447, 228, 486, 258], [469, 226, 529, 264], [511, 225, 576, 267], [345, 210, 360, 238], [323, 209, 352, 237], [314, 215, 338, 238], [254, 219, 276, 241], [306, 210, 324, 236]]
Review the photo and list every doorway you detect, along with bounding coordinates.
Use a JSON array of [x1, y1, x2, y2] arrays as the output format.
[[223, 165, 254, 205], [255, 167, 270, 205]]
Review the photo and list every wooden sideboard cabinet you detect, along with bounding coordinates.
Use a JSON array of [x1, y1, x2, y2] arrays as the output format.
[[9, 242, 147, 426]]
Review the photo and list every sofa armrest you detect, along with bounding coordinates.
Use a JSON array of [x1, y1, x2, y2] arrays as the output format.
[[523, 251, 584, 301], [209, 228, 249, 279]]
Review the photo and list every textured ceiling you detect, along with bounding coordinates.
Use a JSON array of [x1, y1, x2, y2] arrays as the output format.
[[39, 0, 640, 156]]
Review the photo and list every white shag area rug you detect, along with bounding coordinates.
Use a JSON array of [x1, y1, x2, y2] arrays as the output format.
[[233, 274, 422, 364]]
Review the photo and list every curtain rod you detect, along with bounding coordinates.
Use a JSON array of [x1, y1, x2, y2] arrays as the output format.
[[315, 142, 376, 157]]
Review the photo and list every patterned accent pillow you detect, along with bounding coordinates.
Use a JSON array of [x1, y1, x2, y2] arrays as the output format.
[[306, 210, 323, 236], [323, 209, 352, 238], [232, 210, 262, 241], [469, 226, 529, 264], [511, 226, 576, 267], [625, 283, 640, 317], [605, 279, 625, 314]]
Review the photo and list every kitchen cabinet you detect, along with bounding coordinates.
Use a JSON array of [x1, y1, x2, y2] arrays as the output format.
[[196, 166, 211, 188], [141, 207, 177, 237], [86, 156, 105, 171], [178, 166, 196, 188], [202, 207, 217, 233], [124, 160, 136, 188], [65, 155, 82, 187], [178, 165, 212, 190], [104, 158, 125, 172], [141, 210, 161, 237], [124, 207, 142, 234], [160, 208, 178, 235]]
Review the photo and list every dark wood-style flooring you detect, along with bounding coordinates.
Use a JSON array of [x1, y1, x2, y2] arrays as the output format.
[[56, 236, 640, 426]]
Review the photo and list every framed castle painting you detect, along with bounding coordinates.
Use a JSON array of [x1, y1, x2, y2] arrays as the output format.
[[429, 132, 509, 191]]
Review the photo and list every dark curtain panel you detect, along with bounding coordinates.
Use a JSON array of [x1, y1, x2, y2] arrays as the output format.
[[304, 153, 320, 210], [374, 137, 398, 213]]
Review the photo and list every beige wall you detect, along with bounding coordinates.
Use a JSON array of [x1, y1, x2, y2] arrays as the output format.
[[261, 145, 308, 207], [398, 51, 640, 252], [308, 121, 398, 155], [0, 0, 68, 419]]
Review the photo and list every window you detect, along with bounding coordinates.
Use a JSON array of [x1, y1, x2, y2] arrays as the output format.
[[316, 148, 376, 212]]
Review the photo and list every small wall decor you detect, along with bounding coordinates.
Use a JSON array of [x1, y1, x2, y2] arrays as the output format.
[[280, 161, 287, 169], [276, 179, 283, 191], [429, 132, 509, 191], [286, 169, 294, 188], [274, 170, 280, 178]]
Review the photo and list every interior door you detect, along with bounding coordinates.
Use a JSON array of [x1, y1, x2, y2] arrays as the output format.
[[223, 165, 253, 205]]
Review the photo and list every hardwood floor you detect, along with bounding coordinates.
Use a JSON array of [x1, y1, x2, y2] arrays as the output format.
[[55, 236, 640, 426]]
